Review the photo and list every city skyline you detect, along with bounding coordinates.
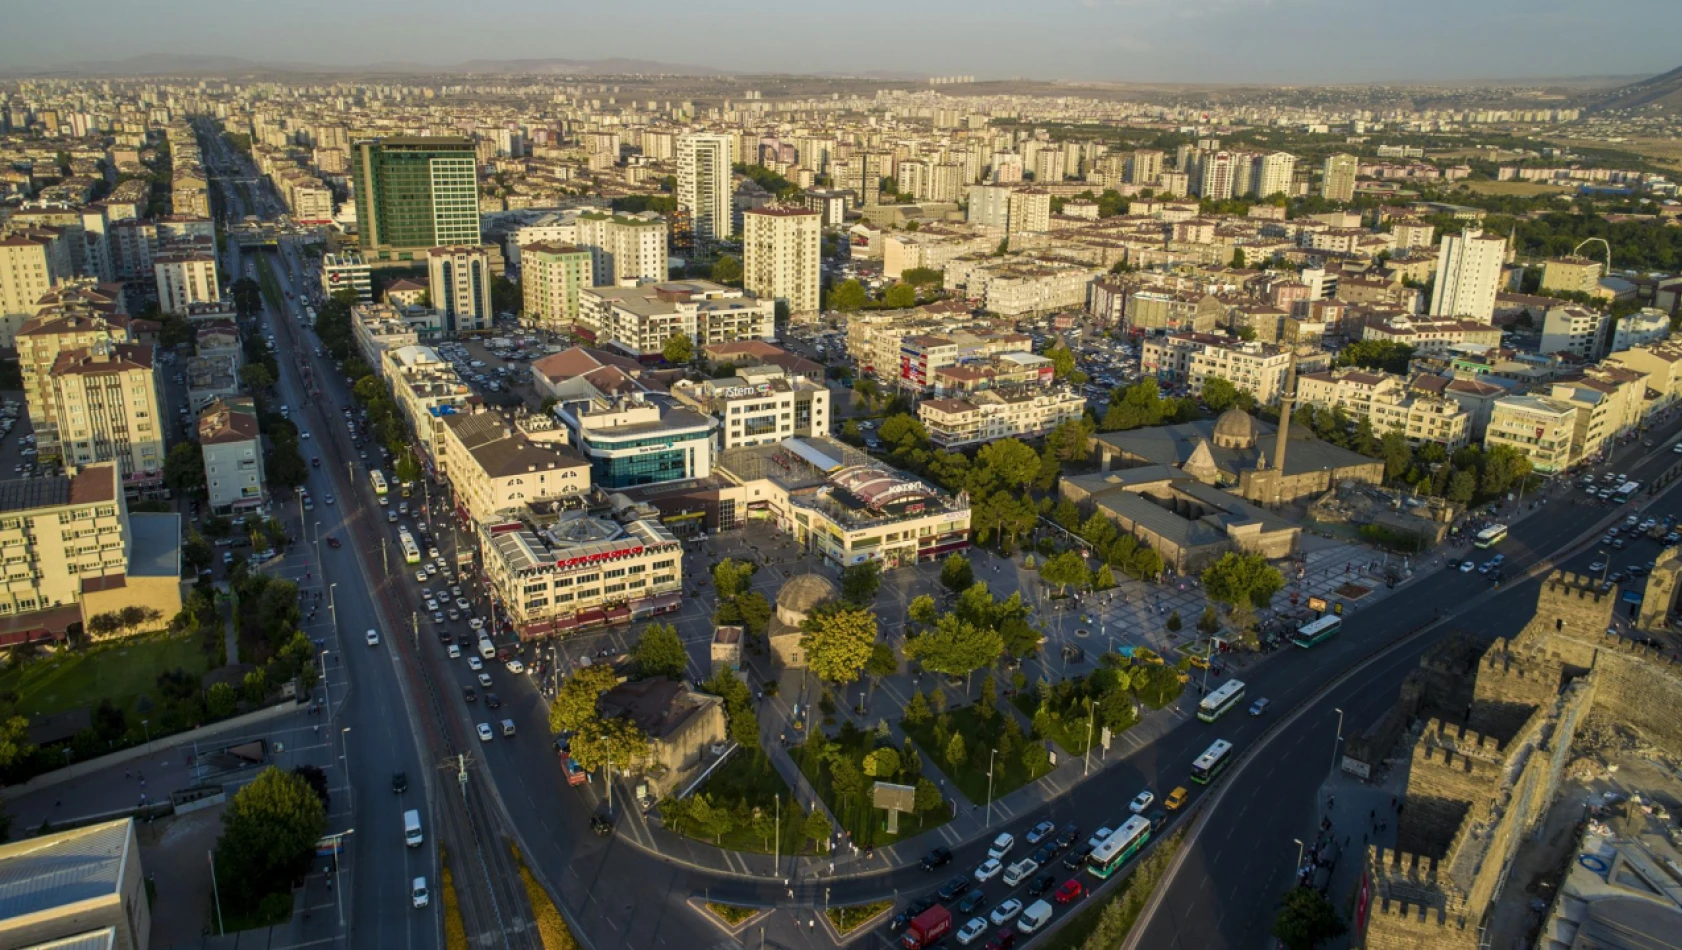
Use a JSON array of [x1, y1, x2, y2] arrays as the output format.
[[3, 0, 1680, 85]]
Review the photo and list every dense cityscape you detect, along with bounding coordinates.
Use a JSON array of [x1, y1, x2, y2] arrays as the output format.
[[2, 22, 1682, 950]]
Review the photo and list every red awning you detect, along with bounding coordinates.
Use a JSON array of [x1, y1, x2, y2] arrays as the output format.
[[575, 607, 606, 625], [604, 605, 631, 621]]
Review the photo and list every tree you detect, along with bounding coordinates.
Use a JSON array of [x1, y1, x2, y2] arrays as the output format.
[[1201, 552, 1285, 611], [292, 764, 331, 810], [1201, 376, 1241, 412], [1379, 429, 1413, 482], [1336, 339, 1415, 375], [840, 560, 882, 606], [882, 282, 917, 308], [631, 623, 688, 680], [239, 364, 275, 389], [182, 533, 213, 574], [736, 592, 771, 637], [903, 689, 931, 726], [940, 554, 974, 593], [394, 454, 422, 485], [712, 559, 757, 600], [207, 681, 238, 719], [975, 439, 1041, 492], [213, 767, 326, 909], [230, 277, 263, 318], [0, 713, 30, 770], [662, 331, 694, 365], [800, 601, 878, 684], [1040, 551, 1091, 596], [802, 808, 832, 851], [903, 614, 1003, 683], [164, 442, 206, 497], [862, 746, 901, 778], [709, 255, 742, 285], [1094, 564, 1116, 590], [908, 594, 939, 628], [570, 716, 649, 774], [830, 279, 868, 312], [914, 777, 943, 814], [1447, 467, 1478, 504], [830, 755, 865, 804], [903, 267, 943, 287], [1271, 886, 1347, 950], [865, 642, 899, 686], [944, 732, 967, 770], [877, 413, 928, 452], [549, 664, 618, 735]]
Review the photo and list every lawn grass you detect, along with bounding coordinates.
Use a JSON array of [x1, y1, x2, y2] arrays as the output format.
[[0, 632, 211, 719], [704, 902, 759, 926], [1008, 692, 1093, 757], [1451, 180, 1573, 197], [666, 750, 810, 855], [508, 840, 579, 950], [902, 703, 1053, 805], [441, 848, 468, 950], [794, 726, 949, 848], [827, 900, 892, 935]]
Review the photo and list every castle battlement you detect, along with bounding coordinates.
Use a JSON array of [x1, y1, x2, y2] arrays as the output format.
[[1542, 570, 1612, 602], [1422, 719, 1504, 755], [1412, 741, 1500, 778]]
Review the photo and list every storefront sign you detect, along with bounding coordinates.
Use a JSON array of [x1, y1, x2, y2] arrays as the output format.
[[557, 545, 644, 569]]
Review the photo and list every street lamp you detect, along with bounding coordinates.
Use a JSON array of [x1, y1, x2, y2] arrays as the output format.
[[1083, 701, 1097, 777], [1330, 707, 1345, 778], [340, 727, 354, 814], [1292, 837, 1304, 881], [141, 719, 151, 756], [985, 748, 998, 829], [328, 583, 339, 632], [318, 650, 331, 724], [1599, 550, 1611, 585], [326, 827, 355, 927]]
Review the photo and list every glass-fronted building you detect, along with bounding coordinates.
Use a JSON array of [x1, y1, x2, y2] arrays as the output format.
[[555, 394, 716, 490], [351, 137, 481, 261]]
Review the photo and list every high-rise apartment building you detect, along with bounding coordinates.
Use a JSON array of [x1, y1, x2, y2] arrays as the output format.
[[742, 207, 822, 316], [522, 243, 594, 333], [18, 310, 131, 460], [426, 245, 495, 334], [198, 396, 265, 513], [1430, 228, 1507, 323], [677, 133, 733, 243], [1254, 152, 1297, 198], [351, 137, 481, 262], [1198, 151, 1238, 201], [574, 213, 667, 284], [51, 341, 164, 479], [1321, 153, 1358, 202], [0, 236, 58, 333], [1129, 149, 1163, 185], [153, 250, 219, 315]]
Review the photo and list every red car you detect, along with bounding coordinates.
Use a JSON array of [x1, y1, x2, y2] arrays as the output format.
[[1054, 878, 1084, 904], [325, 536, 342, 549], [982, 930, 1016, 950]]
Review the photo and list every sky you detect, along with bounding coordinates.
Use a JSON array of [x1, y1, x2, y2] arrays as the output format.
[[3, 0, 1679, 85]]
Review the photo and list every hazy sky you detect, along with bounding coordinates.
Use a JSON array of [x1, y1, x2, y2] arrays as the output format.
[[3, 0, 1678, 84]]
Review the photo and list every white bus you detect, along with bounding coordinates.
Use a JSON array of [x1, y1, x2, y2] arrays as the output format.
[[1190, 739, 1234, 785], [369, 469, 389, 496], [1086, 815, 1152, 880], [1474, 524, 1507, 548], [1293, 614, 1342, 649], [1197, 679, 1247, 723], [399, 531, 421, 565]]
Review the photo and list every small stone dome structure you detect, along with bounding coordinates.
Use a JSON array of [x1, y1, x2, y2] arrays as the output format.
[[1211, 408, 1260, 450], [767, 573, 839, 669]]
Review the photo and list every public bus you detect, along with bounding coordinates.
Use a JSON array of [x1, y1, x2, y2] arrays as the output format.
[[1612, 481, 1640, 504], [369, 469, 389, 496], [1086, 815, 1153, 880], [398, 531, 421, 565], [1190, 739, 1234, 785], [1197, 678, 1247, 723], [1474, 524, 1508, 548], [1293, 614, 1342, 649]]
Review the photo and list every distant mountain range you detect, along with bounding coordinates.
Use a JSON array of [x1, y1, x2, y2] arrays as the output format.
[[1587, 63, 1682, 113], [1, 53, 731, 78]]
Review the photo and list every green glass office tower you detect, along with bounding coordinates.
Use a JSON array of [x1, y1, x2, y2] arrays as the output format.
[[351, 137, 480, 261]]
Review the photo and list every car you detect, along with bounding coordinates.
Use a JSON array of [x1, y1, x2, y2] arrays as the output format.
[[506, 659, 526, 674], [1165, 786, 1189, 810], [1025, 820, 1056, 845], [326, 536, 341, 549], [974, 859, 1003, 883], [1613, 539, 1628, 550], [1147, 809, 1168, 832], [1086, 827, 1114, 850], [1589, 561, 1607, 573], [1027, 873, 1056, 897], [392, 771, 409, 794], [476, 723, 493, 742], [485, 693, 501, 709], [1459, 560, 1476, 573], [1032, 843, 1056, 866], [365, 629, 380, 646], [468, 656, 483, 671], [1055, 825, 1080, 849], [463, 686, 477, 702], [1064, 845, 1093, 870], [956, 916, 989, 946], [1054, 878, 1084, 904], [412, 876, 430, 909], [956, 890, 987, 914], [324, 495, 334, 505], [1249, 698, 1271, 716], [416, 570, 429, 583], [477, 672, 493, 688], [982, 931, 1017, 950], [589, 815, 613, 837], [447, 644, 461, 658], [989, 899, 1024, 926], [468, 618, 484, 631], [1129, 790, 1154, 813], [988, 832, 1015, 859], [939, 874, 971, 902], [456, 598, 472, 612]]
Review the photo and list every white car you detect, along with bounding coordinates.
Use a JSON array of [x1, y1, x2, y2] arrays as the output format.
[[974, 858, 1002, 883], [476, 723, 493, 742], [324, 495, 334, 505], [1087, 826, 1115, 850], [467, 656, 483, 671], [447, 644, 461, 658], [506, 659, 525, 674], [412, 876, 430, 908], [456, 598, 471, 613], [432, 611, 445, 624], [415, 571, 428, 583], [425, 598, 439, 610], [1025, 820, 1056, 845], [469, 618, 484, 631], [987, 832, 1015, 859], [1129, 790, 1154, 814], [477, 672, 493, 688], [989, 899, 1024, 926], [956, 917, 988, 946], [365, 629, 380, 647]]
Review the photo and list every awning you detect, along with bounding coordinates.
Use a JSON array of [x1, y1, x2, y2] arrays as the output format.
[[552, 614, 581, 631], [576, 607, 606, 625], [604, 605, 632, 621]]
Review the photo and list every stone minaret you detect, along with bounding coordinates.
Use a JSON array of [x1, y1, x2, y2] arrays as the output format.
[[1272, 350, 1298, 477]]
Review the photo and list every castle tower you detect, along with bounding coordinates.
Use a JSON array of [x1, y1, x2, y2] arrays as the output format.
[[1639, 546, 1682, 632]]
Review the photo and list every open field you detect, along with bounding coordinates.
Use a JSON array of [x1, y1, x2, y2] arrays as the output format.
[[0, 633, 210, 718], [1553, 137, 1682, 171], [1449, 180, 1574, 197]]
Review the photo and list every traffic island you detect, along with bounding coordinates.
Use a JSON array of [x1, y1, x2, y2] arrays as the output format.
[[688, 896, 770, 935], [825, 899, 893, 939], [508, 840, 580, 949], [440, 847, 468, 950]]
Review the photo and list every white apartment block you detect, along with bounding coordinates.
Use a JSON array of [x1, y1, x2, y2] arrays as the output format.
[[1539, 306, 1606, 361], [919, 387, 1086, 449], [509, 210, 668, 284], [477, 512, 681, 639], [671, 364, 831, 450], [352, 303, 421, 372], [0, 462, 136, 622], [678, 133, 733, 242], [198, 396, 264, 513], [17, 311, 131, 459], [1295, 369, 1470, 448], [1484, 394, 1578, 473], [381, 345, 477, 472], [426, 245, 495, 335], [966, 185, 1051, 234], [0, 237, 59, 335], [51, 342, 165, 480], [1143, 333, 1293, 405], [742, 207, 821, 316], [321, 252, 373, 303], [153, 250, 219, 315], [942, 255, 1102, 316], [439, 411, 591, 527], [521, 243, 594, 333], [1253, 152, 1297, 199], [1430, 228, 1506, 322], [1611, 308, 1671, 353], [579, 280, 774, 359]]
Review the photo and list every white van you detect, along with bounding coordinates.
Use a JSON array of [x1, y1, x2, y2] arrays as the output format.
[[1017, 900, 1053, 934], [478, 637, 496, 660], [403, 809, 423, 847], [1003, 857, 1040, 887], [501, 718, 517, 737]]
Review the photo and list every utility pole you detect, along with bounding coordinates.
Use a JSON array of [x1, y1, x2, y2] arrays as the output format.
[[985, 747, 997, 829], [412, 612, 419, 650], [1084, 701, 1097, 777]]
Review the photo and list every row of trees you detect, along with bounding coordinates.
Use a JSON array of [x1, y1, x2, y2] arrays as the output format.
[[710, 558, 772, 635], [547, 664, 650, 776]]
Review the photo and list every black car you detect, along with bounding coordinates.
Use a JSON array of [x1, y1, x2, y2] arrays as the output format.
[[589, 814, 613, 837], [889, 896, 940, 933], [1055, 825, 1080, 849], [956, 890, 986, 914], [1027, 873, 1056, 897], [463, 686, 477, 702], [938, 874, 970, 902], [920, 847, 953, 871], [391, 771, 408, 794], [1064, 845, 1093, 870], [1032, 843, 1057, 866], [439, 631, 453, 645], [1147, 809, 1168, 832], [485, 692, 502, 709]]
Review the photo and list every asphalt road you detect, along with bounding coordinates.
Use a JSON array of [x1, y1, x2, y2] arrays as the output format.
[[1132, 424, 1682, 950]]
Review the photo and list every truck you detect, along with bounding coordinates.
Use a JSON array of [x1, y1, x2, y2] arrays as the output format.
[[901, 905, 951, 949]]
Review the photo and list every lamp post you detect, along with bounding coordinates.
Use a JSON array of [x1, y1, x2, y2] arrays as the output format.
[[326, 827, 355, 927], [1084, 701, 1097, 777], [985, 748, 998, 829], [773, 794, 781, 882], [328, 583, 339, 632], [1292, 837, 1304, 881], [1599, 550, 1611, 585], [318, 650, 331, 725], [141, 719, 151, 756], [1330, 707, 1345, 778]]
